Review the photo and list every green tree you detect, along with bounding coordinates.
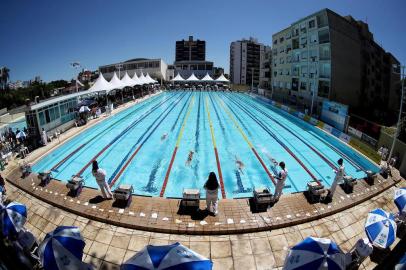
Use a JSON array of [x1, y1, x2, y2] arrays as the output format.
[[0, 67, 10, 90]]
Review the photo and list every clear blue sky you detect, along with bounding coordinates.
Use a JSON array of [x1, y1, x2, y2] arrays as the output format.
[[1, 0, 405, 82]]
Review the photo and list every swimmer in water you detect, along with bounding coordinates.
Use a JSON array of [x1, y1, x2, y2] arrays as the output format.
[[235, 156, 245, 174], [186, 150, 194, 166], [161, 132, 168, 141]]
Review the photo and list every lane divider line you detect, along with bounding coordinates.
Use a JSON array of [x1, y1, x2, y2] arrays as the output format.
[[215, 95, 277, 187], [109, 93, 191, 188], [159, 96, 195, 197]]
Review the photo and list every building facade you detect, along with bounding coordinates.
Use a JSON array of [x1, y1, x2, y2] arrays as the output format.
[[230, 38, 271, 88], [271, 8, 400, 124], [99, 58, 169, 81], [174, 36, 214, 78]]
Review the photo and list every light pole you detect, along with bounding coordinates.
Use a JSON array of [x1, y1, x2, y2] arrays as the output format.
[[70, 62, 81, 92], [115, 64, 123, 78], [310, 86, 317, 116], [388, 64, 405, 162]]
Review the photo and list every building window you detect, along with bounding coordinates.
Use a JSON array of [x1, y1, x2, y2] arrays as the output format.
[[300, 37, 307, 48], [286, 82, 291, 89], [300, 23, 307, 34], [285, 68, 290, 75], [300, 81, 307, 90], [301, 66, 308, 77], [319, 63, 331, 79], [292, 27, 299, 37], [319, 45, 330, 60], [310, 32, 318, 44], [293, 52, 300, 63], [280, 58, 284, 64], [287, 55, 292, 63], [292, 78, 299, 90], [301, 51, 308, 60], [309, 65, 317, 78], [309, 20, 316, 28], [318, 80, 330, 97], [292, 65, 300, 76], [318, 29, 330, 44], [273, 39, 277, 45], [279, 37, 284, 43], [279, 69, 283, 75], [292, 38, 299, 49], [286, 44, 292, 53], [309, 49, 318, 62], [317, 13, 328, 28], [285, 32, 291, 40]]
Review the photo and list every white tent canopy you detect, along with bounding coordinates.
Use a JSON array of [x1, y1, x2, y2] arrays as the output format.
[[201, 73, 214, 81], [171, 73, 185, 82], [215, 74, 230, 83], [138, 72, 147, 85], [131, 72, 141, 86], [145, 73, 157, 84], [186, 73, 200, 82], [120, 72, 135, 88], [109, 72, 126, 90], [88, 72, 113, 93]]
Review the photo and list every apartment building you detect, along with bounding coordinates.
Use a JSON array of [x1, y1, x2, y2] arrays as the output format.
[[230, 38, 271, 88], [271, 8, 400, 124]]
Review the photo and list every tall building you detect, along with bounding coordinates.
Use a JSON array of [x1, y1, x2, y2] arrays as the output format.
[[230, 38, 271, 88], [175, 36, 205, 62], [271, 8, 400, 125], [174, 36, 214, 78]]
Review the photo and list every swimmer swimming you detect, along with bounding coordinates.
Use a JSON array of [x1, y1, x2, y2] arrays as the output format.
[[161, 132, 168, 141], [235, 155, 245, 174], [186, 150, 194, 166]]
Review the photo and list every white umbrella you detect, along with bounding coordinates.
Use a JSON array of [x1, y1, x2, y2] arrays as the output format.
[[16, 131, 26, 139], [79, 106, 90, 113]]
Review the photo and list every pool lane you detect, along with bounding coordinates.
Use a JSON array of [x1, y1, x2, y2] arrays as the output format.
[[240, 93, 372, 179]]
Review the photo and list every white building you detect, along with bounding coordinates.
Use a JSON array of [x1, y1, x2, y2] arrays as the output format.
[[99, 58, 169, 82], [230, 38, 271, 87]]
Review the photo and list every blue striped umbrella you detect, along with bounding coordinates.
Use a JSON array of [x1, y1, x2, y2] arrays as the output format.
[[394, 188, 406, 214], [38, 226, 88, 270], [283, 237, 347, 270], [395, 253, 406, 270], [0, 201, 27, 237], [365, 208, 397, 249], [121, 242, 212, 270]]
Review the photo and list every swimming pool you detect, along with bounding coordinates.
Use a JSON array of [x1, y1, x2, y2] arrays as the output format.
[[33, 91, 379, 198]]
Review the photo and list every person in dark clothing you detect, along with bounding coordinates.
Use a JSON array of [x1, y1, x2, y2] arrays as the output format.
[[204, 172, 220, 215]]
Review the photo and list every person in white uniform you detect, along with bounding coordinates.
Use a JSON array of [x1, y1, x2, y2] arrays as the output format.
[[273, 161, 287, 202], [92, 160, 113, 199], [204, 172, 220, 216], [41, 128, 48, 146], [328, 158, 345, 200]]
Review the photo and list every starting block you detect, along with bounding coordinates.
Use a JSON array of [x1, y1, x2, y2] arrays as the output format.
[[113, 184, 133, 207], [181, 189, 200, 208], [20, 162, 32, 178], [38, 171, 52, 186], [342, 176, 357, 193], [66, 176, 84, 197], [253, 187, 272, 211], [306, 181, 326, 203]]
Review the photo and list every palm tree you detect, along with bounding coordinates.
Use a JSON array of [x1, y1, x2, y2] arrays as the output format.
[[0, 67, 10, 90]]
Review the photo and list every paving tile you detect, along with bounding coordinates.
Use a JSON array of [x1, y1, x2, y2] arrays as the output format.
[[104, 246, 126, 264], [95, 229, 114, 245], [84, 255, 103, 269], [233, 254, 256, 270], [250, 238, 272, 255], [110, 234, 130, 250], [88, 241, 108, 260], [299, 227, 317, 239], [254, 253, 277, 270], [211, 241, 231, 259], [149, 238, 169, 246], [189, 241, 210, 258], [212, 257, 233, 270], [269, 234, 288, 252], [99, 261, 120, 270], [273, 249, 288, 267], [128, 235, 150, 252], [285, 230, 303, 247]]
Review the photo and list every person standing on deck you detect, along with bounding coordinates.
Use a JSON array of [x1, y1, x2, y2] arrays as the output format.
[[41, 128, 48, 146], [328, 158, 345, 200], [272, 161, 287, 202], [92, 160, 113, 199], [204, 172, 219, 216]]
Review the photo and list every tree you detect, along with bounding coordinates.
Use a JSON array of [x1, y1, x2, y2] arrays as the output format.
[[0, 67, 10, 90]]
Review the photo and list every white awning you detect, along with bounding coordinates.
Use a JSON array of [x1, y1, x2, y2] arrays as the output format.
[[201, 73, 214, 81], [88, 72, 113, 93], [138, 72, 147, 85], [171, 73, 185, 82], [109, 72, 126, 90], [120, 72, 135, 87], [186, 73, 200, 81], [215, 74, 230, 83], [131, 72, 141, 86], [145, 73, 157, 84]]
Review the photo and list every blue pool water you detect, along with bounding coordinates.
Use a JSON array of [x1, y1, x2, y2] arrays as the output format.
[[33, 91, 379, 198]]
